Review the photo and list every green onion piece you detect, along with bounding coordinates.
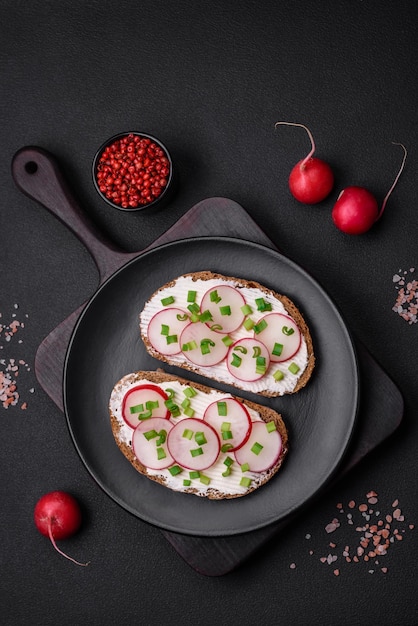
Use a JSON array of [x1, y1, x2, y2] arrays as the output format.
[[181, 397, 191, 409], [160, 324, 169, 336], [209, 323, 223, 331], [183, 479, 192, 486], [137, 410, 152, 420], [187, 290, 197, 303], [217, 401, 228, 416], [230, 353, 242, 368], [183, 386, 197, 398], [176, 313, 189, 322], [252, 346, 261, 358], [129, 403, 144, 414], [190, 313, 200, 323], [266, 421, 277, 433], [222, 335, 234, 346], [187, 302, 200, 314], [224, 456, 234, 467], [195, 431, 207, 446], [183, 406, 195, 418], [210, 290, 222, 303], [254, 319, 268, 334], [233, 345, 247, 354], [168, 465, 182, 476], [255, 297, 272, 312], [191, 447, 204, 457], [240, 477, 252, 488], [273, 369, 284, 381], [241, 462, 250, 472], [251, 442, 264, 455], [165, 388, 175, 399], [272, 342, 283, 357], [156, 429, 167, 446], [182, 340, 198, 351], [282, 325, 295, 336], [182, 428, 194, 440], [256, 364, 267, 375], [189, 471, 200, 479], [256, 356, 266, 367], [165, 399, 181, 417], [200, 338, 215, 355], [222, 430, 233, 440], [143, 429, 158, 441], [222, 467, 232, 477], [199, 309, 213, 323], [220, 420, 231, 431], [157, 447, 167, 460], [166, 334, 178, 345], [199, 474, 211, 486], [221, 443, 234, 453], [241, 304, 253, 315], [145, 400, 159, 410], [255, 355, 267, 375], [219, 305, 231, 316], [161, 296, 175, 306], [243, 318, 255, 331], [288, 362, 300, 374]]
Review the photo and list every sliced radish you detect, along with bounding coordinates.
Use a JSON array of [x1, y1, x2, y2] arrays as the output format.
[[180, 322, 229, 367], [226, 337, 270, 382], [203, 398, 252, 451], [122, 384, 170, 428], [147, 308, 190, 356], [167, 418, 220, 471], [200, 285, 246, 333], [234, 420, 282, 472], [132, 417, 175, 470], [254, 313, 301, 362]]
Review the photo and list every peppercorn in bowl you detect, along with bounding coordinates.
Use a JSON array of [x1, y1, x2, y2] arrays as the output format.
[[92, 132, 174, 211]]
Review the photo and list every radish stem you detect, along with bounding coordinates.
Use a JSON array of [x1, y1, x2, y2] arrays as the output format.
[[47, 520, 89, 567], [378, 142, 408, 219], [275, 121, 316, 168]]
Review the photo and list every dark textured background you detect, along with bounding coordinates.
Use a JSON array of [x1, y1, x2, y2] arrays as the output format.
[[1, 2, 417, 624]]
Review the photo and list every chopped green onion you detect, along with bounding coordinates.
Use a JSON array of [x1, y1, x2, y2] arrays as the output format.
[[209, 323, 223, 331], [233, 345, 247, 354], [199, 309, 213, 323], [183, 479, 192, 486], [183, 386, 197, 398], [241, 462, 250, 472], [195, 431, 207, 446], [191, 447, 203, 457], [145, 400, 159, 410], [251, 442, 264, 455], [182, 428, 194, 440], [221, 421, 231, 431], [187, 303, 200, 314], [166, 334, 178, 345], [255, 355, 267, 375], [199, 474, 211, 486], [254, 319, 268, 334], [272, 342, 283, 357], [217, 401, 227, 416], [157, 447, 167, 460], [222, 430, 233, 440], [156, 430, 167, 446], [187, 290, 197, 303], [165, 398, 181, 417], [161, 296, 175, 306], [241, 304, 253, 315], [243, 318, 255, 331], [200, 338, 215, 355], [181, 397, 191, 409], [221, 443, 233, 453], [189, 471, 200, 480], [224, 456, 234, 467], [219, 305, 231, 316], [190, 313, 200, 323], [240, 477, 252, 488], [176, 313, 189, 322], [168, 465, 182, 476], [266, 421, 277, 433], [222, 335, 234, 346], [129, 403, 144, 414], [273, 369, 284, 381], [282, 325, 295, 336], [288, 362, 300, 374], [165, 388, 175, 399], [160, 324, 169, 336], [183, 406, 195, 418], [210, 290, 222, 303], [230, 353, 242, 368], [137, 410, 152, 420], [255, 297, 272, 311], [182, 340, 198, 351], [222, 467, 232, 477], [252, 346, 261, 358], [143, 429, 158, 441]]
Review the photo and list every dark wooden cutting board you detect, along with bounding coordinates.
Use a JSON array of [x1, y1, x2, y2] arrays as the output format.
[[12, 146, 404, 575]]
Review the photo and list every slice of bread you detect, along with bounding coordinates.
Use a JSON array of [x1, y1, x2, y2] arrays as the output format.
[[139, 271, 315, 397], [109, 369, 288, 499]]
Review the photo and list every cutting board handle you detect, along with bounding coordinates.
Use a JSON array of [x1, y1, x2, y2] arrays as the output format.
[[11, 146, 135, 281]]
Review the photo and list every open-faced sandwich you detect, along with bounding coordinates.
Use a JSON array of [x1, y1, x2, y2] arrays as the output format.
[[109, 370, 288, 499], [139, 271, 315, 397]]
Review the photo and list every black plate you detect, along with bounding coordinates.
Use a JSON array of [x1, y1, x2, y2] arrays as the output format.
[[63, 237, 359, 536]]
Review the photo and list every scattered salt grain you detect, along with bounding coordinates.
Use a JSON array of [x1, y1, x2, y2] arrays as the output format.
[[392, 267, 418, 324], [0, 304, 33, 409]]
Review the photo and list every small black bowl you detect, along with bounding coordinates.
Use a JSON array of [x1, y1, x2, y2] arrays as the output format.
[[92, 131, 174, 212]]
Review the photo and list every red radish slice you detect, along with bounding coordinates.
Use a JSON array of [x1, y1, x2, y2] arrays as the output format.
[[132, 417, 175, 470], [234, 421, 282, 472], [254, 313, 301, 362], [203, 398, 252, 451], [167, 418, 220, 471], [200, 285, 246, 333], [122, 384, 170, 428], [227, 337, 270, 382], [180, 322, 229, 367], [147, 308, 190, 356]]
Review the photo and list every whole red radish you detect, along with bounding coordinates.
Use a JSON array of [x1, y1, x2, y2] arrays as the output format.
[[275, 121, 334, 204], [34, 490, 89, 566], [332, 143, 407, 235]]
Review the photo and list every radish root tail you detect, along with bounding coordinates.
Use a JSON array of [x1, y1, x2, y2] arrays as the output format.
[[275, 121, 316, 167], [378, 142, 408, 220], [47, 520, 90, 567]]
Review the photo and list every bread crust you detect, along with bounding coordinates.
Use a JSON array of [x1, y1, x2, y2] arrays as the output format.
[[109, 369, 288, 499], [139, 271, 315, 397]]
